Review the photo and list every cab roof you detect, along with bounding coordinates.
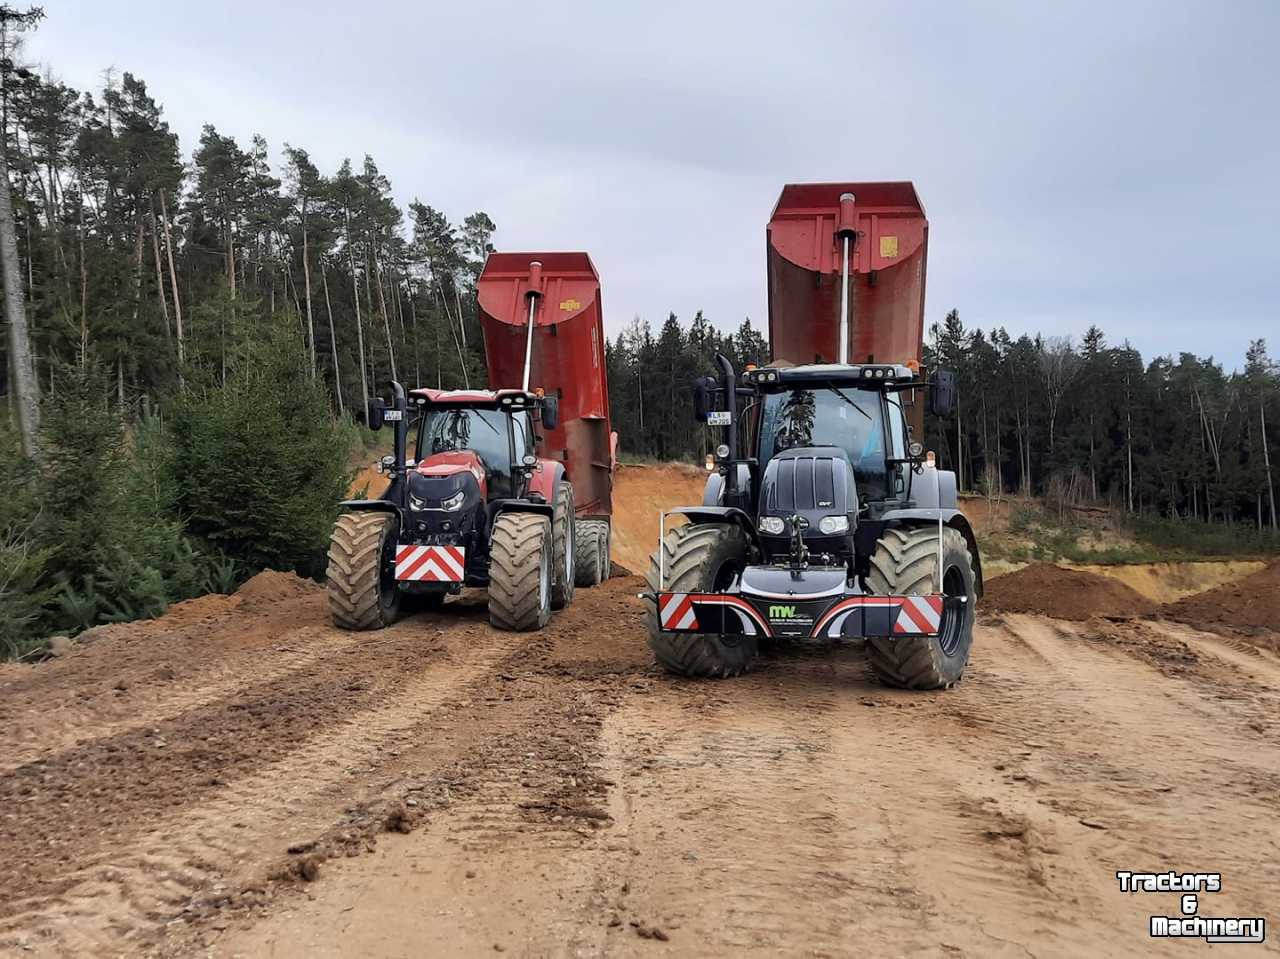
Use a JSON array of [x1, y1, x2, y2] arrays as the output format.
[[746, 362, 918, 389]]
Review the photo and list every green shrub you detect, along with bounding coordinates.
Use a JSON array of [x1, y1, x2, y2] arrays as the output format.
[[0, 430, 53, 659], [170, 320, 355, 577]]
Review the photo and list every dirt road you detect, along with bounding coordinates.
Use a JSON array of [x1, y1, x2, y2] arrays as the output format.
[[2, 570, 1278, 957]]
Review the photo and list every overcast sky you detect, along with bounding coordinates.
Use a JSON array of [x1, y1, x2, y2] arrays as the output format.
[[28, 0, 1279, 367]]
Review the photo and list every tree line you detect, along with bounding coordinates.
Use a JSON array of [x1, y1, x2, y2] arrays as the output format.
[[607, 308, 1279, 535], [1, 15, 492, 460]]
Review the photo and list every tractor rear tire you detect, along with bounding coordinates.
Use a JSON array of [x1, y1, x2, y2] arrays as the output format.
[[646, 523, 754, 678], [865, 525, 976, 690], [488, 512, 553, 631], [327, 512, 401, 630], [551, 483, 576, 610], [574, 520, 603, 587]]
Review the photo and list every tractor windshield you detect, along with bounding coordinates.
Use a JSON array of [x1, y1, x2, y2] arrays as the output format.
[[416, 407, 512, 474], [758, 387, 889, 497]]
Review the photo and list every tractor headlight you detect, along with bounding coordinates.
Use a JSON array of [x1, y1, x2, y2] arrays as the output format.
[[409, 493, 428, 512], [818, 515, 849, 535], [441, 490, 466, 512], [758, 516, 785, 535]]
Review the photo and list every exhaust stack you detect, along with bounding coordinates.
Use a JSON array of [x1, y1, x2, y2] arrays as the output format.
[[835, 193, 857, 365], [521, 260, 544, 392]]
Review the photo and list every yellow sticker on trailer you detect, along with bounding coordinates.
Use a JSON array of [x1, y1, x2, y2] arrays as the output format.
[[559, 298, 581, 311], [880, 235, 899, 258]]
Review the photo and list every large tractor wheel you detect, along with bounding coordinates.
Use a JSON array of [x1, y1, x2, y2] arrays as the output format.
[[550, 483, 576, 610], [574, 519, 603, 587], [488, 512, 553, 631], [646, 523, 754, 678], [866, 525, 976, 690], [327, 512, 401, 630]]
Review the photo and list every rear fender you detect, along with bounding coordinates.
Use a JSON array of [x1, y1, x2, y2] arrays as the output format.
[[527, 460, 567, 503], [879, 508, 984, 596]]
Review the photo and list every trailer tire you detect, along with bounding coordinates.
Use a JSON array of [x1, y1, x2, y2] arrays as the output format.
[[865, 525, 976, 690], [646, 523, 755, 678], [327, 512, 401, 630], [599, 521, 612, 580], [551, 483, 576, 609], [488, 512, 553, 631], [574, 520, 603, 587]]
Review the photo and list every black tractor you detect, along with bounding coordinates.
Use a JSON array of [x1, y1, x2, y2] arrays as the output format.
[[328, 381, 579, 632], [645, 356, 982, 689]]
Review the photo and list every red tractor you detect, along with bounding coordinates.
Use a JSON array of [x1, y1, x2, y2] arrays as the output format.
[[326, 253, 614, 632]]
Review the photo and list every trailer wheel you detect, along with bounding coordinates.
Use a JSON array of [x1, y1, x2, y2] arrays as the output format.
[[488, 512, 553, 631], [550, 483, 576, 609], [574, 520, 603, 587], [646, 523, 754, 678], [865, 526, 976, 690], [598, 521, 612, 580], [327, 512, 401, 630]]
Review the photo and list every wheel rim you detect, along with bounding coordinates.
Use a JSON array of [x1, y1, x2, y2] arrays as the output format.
[[540, 536, 551, 611], [565, 515, 574, 587], [937, 565, 967, 656]]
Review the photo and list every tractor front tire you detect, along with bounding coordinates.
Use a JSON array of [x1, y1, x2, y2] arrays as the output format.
[[646, 523, 754, 678], [327, 512, 401, 630], [866, 526, 976, 690], [574, 519, 603, 587], [551, 483, 576, 610], [488, 512, 553, 631]]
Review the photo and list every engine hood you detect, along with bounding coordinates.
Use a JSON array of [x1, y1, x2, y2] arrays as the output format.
[[415, 451, 488, 496]]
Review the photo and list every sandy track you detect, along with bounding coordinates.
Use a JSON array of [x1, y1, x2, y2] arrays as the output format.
[[2, 576, 1278, 957]]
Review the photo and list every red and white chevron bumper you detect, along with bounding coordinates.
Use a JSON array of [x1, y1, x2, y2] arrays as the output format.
[[395, 544, 466, 582]]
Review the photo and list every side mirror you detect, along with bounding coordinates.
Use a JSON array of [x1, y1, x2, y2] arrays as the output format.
[[540, 395, 560, 431], [367, 398, 387, 431], [693, 376, 715, 423], [928, 370, 956, 416]]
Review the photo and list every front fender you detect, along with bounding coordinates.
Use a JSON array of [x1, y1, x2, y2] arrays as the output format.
[[879, 508, 983, 596], [664, 506, 761, 550], [338, 499, 403, 524]]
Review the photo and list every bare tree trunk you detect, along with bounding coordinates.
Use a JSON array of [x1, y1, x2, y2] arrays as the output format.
[[346, 223, 370, 409], [1262, 398, 1277, 532], [370, 240, 397, 381], [407, 282, 420, 388], [149, 198, 170, 339], [435, 281, 469, 388], [159, 189, 184, 389], [1125, 374, 1134, 513], [320, 260, 344, 416], [0, 140, 38, 455], [77, 174, 88, 367], [300, 209, 315, 376]]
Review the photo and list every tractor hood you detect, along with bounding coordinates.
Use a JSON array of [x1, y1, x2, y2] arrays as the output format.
[[415, 451, 488, 494], [757, 446, 858, 560]]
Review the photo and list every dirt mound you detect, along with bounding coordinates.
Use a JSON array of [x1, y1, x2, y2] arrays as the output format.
[[235, 570, 325, 608], [1164, 561, 1280, 632], [609, 462, 708, 574], [983, 563, 1154, 621]]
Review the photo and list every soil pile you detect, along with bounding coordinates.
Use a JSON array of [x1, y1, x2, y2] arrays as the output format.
[[983, 563, 1155, 621], [235, 570, 324, 609], [609, 462, 708, 574], [1164, 561, 1280, 632]]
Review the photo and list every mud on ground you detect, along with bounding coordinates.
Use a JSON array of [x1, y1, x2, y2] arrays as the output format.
[[2, 561, 1279, 957]]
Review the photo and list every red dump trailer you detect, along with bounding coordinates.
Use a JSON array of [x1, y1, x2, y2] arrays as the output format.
[[477, 252, 616, 534], [767, 182, 928, 369]]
